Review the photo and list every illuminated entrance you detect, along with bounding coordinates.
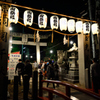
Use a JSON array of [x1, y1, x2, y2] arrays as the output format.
[[8, 32, 50, 64]]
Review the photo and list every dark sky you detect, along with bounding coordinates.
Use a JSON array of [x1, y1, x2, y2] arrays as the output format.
[[13, 0, 88, 17]]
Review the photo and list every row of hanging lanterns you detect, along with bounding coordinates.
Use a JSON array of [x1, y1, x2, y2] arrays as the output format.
[[8, 7, 99, 35]]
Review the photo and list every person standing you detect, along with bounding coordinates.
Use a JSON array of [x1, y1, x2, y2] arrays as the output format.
[[91, 58, 100, 93], [15, 59, 25, 85], [47, 60, 55, 88], [24, 59, 32, 92], [54, 62, 59, 87], [33, 61, 38, 71], [52, 59, 54, 64]]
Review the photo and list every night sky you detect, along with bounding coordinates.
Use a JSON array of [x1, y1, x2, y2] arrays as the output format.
[[12, 0, 88, 17]]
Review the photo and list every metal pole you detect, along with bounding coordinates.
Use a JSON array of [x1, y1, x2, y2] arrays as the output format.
[[88, 0, 95, 58], [22, 26, 24, 61], [39, 72, 43, 97], [23, 75, 29, 100], [3, 76, 8, 100], [32, 71, 38, 100], [13, 76, 18, 100]]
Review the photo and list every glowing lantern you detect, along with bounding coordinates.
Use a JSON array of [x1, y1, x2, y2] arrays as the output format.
[[68, 19, 75, 33], [38, 13, 47, 28], [0, 6, 2, 18], [91, 23, 99, 35], [50, 15, 59, 29], [76, 21, 83, 33], [8, 7, 19, 24], [83, 22, 90, 34], [60, 18, 67, 31], [24, 10, 33, 26]]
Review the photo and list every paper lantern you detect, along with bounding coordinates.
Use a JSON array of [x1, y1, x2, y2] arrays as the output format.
[[8, 7, 19, 24], [38, 13, 47, 28], [24, 10, 33, 26], [50, 15, 59, 29], [83, 22, 90, 34], [91, 23, 99, 35], [60, 18, 67, 31], [76, 21, 83, 33], [68, 19, 75, 33]]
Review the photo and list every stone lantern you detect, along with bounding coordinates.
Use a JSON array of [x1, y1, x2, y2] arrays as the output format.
[[66, 43, 79, 83]]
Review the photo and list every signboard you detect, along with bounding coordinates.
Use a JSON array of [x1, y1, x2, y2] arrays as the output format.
[[8, 54, 21, 80], [22, 34, 28, 43]]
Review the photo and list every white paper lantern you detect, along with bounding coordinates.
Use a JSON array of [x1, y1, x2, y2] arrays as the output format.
[[38, 13, 47, 28], [8, 7, 19, 24], [60, 18, 67, 31], [50, 15, 59, 29], [91, 23, 99, 35], [83, 22, 90, 34], [76, 21, 83, 33], [68, 19, 75, 33], [24, 10, 33, 26]]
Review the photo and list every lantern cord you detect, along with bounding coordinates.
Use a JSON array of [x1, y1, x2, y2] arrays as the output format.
[[51, 31, 54, 43], [54, 30, 78, 36], [0, 1, 98, 23], [18, 21, 78, 36], [18, 21, 52, 32], [67, 36, 69, 47], [34, 30, 36, 42]]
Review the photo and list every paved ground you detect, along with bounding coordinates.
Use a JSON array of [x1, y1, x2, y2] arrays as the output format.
[[7, 77, 98, 100]]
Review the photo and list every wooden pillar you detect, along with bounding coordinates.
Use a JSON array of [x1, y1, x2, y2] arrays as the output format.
[[36, 39, 40, 64], [0, 1, 11, 99], [78, 32, 91, 87], [78, 32, 85, 87]]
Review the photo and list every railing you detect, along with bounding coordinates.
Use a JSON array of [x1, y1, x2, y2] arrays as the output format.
[[38, 75, 100, 100]]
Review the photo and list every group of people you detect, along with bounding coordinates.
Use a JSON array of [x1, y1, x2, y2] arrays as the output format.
[[15, 58, 59, 89], [15, 57, 100, 94], [38, 59, 59, 88], [15, 59, 32, 86]]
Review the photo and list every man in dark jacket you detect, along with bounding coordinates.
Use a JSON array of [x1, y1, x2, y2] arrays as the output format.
[[47, 60, 55, 88], [15, 59, 25, 85], [91, 58, 100, 93], [24, 59, 32, 79], [24, 59, 32, 92]]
